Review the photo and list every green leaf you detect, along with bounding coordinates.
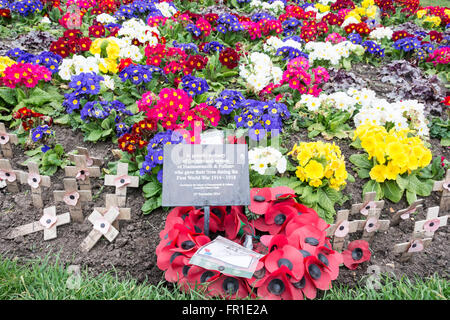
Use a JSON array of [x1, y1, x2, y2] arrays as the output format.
[[355, 168, 370, 179], [142, 196, 162, 214], [85, 130, 103, 142], [441, 137, 450, 147], [0, 87, 17, 105], [143, 181, 162, 198], [381, 180, 404, 203], [22, 87, 62, 107], [406, 190, 417, 205], [349, 154, 372, 169], [363, 180, 383, 199]]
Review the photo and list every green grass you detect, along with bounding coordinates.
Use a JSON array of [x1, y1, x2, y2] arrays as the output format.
[[420, 0, 449, 7], [0, 255, 448, 300]]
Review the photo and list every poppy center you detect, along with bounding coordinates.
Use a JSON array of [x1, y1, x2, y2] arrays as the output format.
[[46, 219, 51, 224], [181, 240, 195, 250], [0, 136, 4, 140], [169, 252, 183, 264], [222, 277, 239, 294], [277, 258, 293, 270], [299, 249, 311, 257], [80, 170, 85, 175], [100, 223, 105, 228], [212, 208, 222, 218], [318, 253, 329, 266], [292, 276, 306, 289], [200, 271, 215, 283], [70, 195, 75, 200], [120, 178, 125, 184], [339, 225, 345, 231], [268, 279, 285, 296], [352, 248, 363, 261], [182, 265, 191, 277], [274, 214, 286, 225], [305, 237, 319, 246], [368, 223, 374, 228], [5, 172, 10, 177], [253, 195, 265, 202], [429, 222, 434, 227], [308, 264, 321, 280]]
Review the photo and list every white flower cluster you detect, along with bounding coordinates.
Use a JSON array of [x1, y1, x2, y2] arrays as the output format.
[[304, 41, 364, 66], [59, 55, 100, 80], [297, 90, 368, 113], [239, 52, 282, 93], [368, 26, 394, 40], [263, 36, 303, 55], [296, 88, 429, 135], [249, 0, 285, 15], [155, 2, 178, 18], [117, 18, 159, 46], [96, 13, 117, 24], [249, 146, 287, 175], [341, 16, 360, 28]]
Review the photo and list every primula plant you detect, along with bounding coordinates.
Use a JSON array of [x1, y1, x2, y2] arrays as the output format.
[[273, 141, 350, 223], [349, 123, 443, 204], [12, 107, 67, 175]]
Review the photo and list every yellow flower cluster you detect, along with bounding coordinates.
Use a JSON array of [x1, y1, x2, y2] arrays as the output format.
[[345, 0, 378, 21], [288, 141, 348, 190], [314, 3, 330, 13], [416, 9, 442, 27], [89, 38, 120, 74], [0, 56, 16, 76], [354, 123, 432, 183]]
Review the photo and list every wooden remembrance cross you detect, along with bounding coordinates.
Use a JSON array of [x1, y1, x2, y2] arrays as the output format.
[[69, 147, 104, 167], [7, 206, 71, 241], [391, 199, 424, 226], [0, 159, 23, 193], [351, 191, 385, 215], [104, 162, 139, 207], [94, 193, 131, 230], [65, 154, 101, 190], [326, 209, 360, 251], [19, 161, 51, 208], [413, 206, 448, 238], [0, 122, 18, 158], [79, 206, 120, 252], [54, 178, 92, 223], [433, 169, 450, 213]]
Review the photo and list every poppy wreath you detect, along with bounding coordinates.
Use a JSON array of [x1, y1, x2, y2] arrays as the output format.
[[156, 186, 345, 300]]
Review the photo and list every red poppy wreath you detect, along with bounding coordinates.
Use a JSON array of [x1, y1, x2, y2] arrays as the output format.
[[156, 187, 368, 300]]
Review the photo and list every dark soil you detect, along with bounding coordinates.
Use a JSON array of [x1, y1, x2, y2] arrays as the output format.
[[0, 121, 448, 294]]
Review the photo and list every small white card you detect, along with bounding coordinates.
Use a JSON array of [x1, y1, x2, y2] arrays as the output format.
[[189, 236, 263, 279]]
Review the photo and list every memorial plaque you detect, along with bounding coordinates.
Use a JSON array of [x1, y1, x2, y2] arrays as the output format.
[[162, 144, 250, 207]]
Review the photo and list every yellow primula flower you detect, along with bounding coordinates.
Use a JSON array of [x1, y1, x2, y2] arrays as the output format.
[[370, 164, 387, 183], [304, 160, 324, 180], [416, 9, 428, 19], [309, 178, 323, 188], [361, 0, 374, 8]]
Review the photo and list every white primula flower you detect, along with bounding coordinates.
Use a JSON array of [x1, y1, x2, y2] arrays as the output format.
[[101, 75, 115, 91], [276, 157, 287, 174], [40, 16, 51, 24], [252, 160, 268, 175], [96, 13, 116, 24]]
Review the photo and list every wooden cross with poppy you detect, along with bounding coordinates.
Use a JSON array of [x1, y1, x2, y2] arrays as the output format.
[[393, 237, 433, 263], [326, 209, 360, 251], [68, 146, 104, 167], [0, 122, 18, 159], [390, 199, 424, 226], [64, 154, 101, 191], [0, 159, 23, 193], [413, 206, 448, 238], [432, 169, 450, 213], [104, 162, 139, 207], [360, 208, 390, 243], [351, 191, 385, 216], [93, 193, 131, 230], [79, 205, 121, 252], [7, 206, 71, 241], [18, 161, 51, 208], [53, 178, 92, 223]]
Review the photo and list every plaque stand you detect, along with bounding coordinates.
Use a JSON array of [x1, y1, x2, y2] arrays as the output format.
[[204, 204, 210, 237]]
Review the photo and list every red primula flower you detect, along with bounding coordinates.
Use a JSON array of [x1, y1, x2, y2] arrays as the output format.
[[442, 96, 450, 106], [219, 47, 240, 69], [89, 24, 106, 38], [342, 240, 371, 270]]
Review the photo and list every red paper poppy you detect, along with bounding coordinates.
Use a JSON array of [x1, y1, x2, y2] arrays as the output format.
[[288, 224, 326, 253], [207, 275, 254, 299], [253, 201, 297, 235], [264, 242, 304, 280], [249, 187, 272, 215], [342, 240, 371, 270], [423, 218, 440, 233], [304, 255, 332, 290], [253, 266, 303, 300], [184, 265, 221, 290], [314, 246, 342, 281]]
